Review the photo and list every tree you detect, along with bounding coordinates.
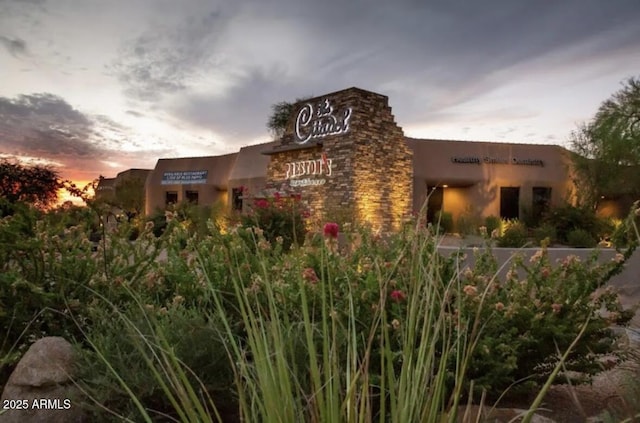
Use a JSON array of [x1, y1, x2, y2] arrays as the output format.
[[266, 96, 312, 139], [570, 76, 640, 209], [0, 159, 62, 208], [112, 177, 145, 221]]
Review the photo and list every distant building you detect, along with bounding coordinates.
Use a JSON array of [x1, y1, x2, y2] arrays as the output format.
[[95, 176, 116, 201], [104, 87, 623, 231], [95, 169, 151, 204]]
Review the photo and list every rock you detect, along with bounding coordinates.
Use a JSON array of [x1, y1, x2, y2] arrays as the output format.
[[0, 337, 85, 423], [456, 405, 556, 423]]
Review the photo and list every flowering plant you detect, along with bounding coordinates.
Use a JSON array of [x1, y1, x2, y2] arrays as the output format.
[[240, 187, 309, 250]]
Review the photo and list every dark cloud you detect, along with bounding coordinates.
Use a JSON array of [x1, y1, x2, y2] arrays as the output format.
[[0, 93, 95, 157], [170, 67, 327, 145], [0, 93, 171, 182], [153, 0, 640, 142], [0, 35, 27, 57], [110, 9, 226, 102]]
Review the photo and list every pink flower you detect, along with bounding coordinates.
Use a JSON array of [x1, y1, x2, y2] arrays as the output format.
[[390, 290, 406, 302], [323, 222, 339, 239], [541, 267, 550, 278], [254, 198, 269, 209], [302, 267, 319, 284], [551, 303, 562, 314], [463, 285, 478, 297], [274, 192, 281, 202]]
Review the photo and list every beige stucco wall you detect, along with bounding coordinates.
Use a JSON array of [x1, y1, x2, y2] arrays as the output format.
[[408, 139, 575, 226], [145, 154, 237, 214]]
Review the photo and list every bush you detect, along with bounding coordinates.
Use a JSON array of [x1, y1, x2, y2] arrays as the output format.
[[434, 210, 454, 233], [533, 222, 557, 246], [497, 220, 529, 247], [240, 190, 308, 251], [484, 215, 501, 237], [76, 306, 236, 422], [567, 228, 598, 248], [543, 204, 612, 245], [3, 200, 639, 419], [456, 210, 482, 236]]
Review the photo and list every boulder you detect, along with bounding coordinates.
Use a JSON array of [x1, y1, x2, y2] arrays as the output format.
[[0, 337, 84, 423]]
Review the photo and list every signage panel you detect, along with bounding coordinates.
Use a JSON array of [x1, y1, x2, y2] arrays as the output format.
[[161, 170, 208, 185]]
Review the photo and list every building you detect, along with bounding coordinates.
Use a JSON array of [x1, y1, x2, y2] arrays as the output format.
[[135, 87, 581, 231], [96, 169, 152, 210]]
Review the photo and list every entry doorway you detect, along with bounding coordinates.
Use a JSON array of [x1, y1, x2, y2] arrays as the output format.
[[427, 185, 443, 223], [500, 187, 520, 220]]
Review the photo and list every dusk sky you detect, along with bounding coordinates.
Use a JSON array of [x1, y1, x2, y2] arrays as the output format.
[[1, 0, 639, 189]]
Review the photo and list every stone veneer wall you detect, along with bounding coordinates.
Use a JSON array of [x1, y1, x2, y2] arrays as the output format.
[[265, 87, 413, 232]]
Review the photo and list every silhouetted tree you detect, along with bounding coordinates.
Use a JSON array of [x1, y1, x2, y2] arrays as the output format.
[[0, 159, 62, 208]]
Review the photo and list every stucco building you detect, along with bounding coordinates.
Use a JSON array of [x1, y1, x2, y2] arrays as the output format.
[[132, 87, 581, 231]]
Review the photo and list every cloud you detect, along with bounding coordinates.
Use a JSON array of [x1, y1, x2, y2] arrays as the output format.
[[0, 93, 171, 182], [0, 35, 27, 57], [110, 7, 227, 102], [145, 0, 639, 144]]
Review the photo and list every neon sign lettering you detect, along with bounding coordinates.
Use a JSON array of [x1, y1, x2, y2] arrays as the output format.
[[285, 153, 333, 179], [294, 99, 352, 144]]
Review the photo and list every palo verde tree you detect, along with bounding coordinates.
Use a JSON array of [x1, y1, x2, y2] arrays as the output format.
[[266, 96, 313, 139], [0, 159, 62, 210], [570, 76, 640, 209]]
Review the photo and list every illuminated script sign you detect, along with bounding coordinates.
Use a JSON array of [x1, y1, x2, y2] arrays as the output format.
[[285, 153, 333, 187], [161, 170, 208, 185], [294, 98, 352, 144]]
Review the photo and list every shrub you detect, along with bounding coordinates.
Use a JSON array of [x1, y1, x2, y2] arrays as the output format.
[[543, 204, 612, 245], [497, 220, 529, 247], [434, 210, 454, 233], [3, 199, 639, 420], [567, 228, 598, 248], [456, 211, 482, 236], [611, 215, 640, 248], [146, 207, 168, 237], [240, 190, 308, 250], [484, 215, 501, 237], [76, 306, 236, 422], [533, 222, 557, 246]]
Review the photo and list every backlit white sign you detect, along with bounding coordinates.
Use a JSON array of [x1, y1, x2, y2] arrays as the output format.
[[294, 99, 352, 144]]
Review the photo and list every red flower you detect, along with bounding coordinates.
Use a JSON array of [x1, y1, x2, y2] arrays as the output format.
[[390, 290, 406, 302], [254, 198, 269, 209], [323, 222, 339, 239], [274, 192, 281, 202], [302, 267, 319, 284]]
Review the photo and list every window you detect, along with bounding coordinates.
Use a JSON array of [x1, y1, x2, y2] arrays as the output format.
[[232, 187, 243, 211], [500, 187, 520, 220], [532, 187, 551, 221], [186, 190, 199, 205], [165, 191, 178, 205]]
